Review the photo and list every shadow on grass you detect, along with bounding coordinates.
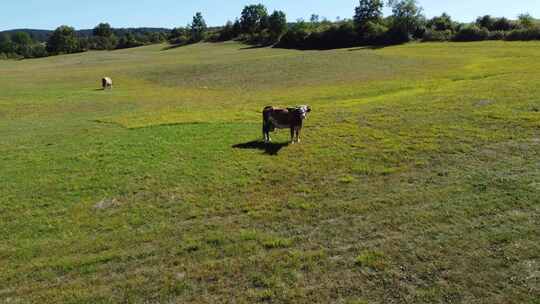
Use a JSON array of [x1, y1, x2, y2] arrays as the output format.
[[232, 140, 289, 156], [161, 43, 189, 51], [239, 44, 273, 50], [348, 45, 388, 51]]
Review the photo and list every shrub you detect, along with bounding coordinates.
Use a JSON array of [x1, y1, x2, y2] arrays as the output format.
[[487, 30, 506, 40], [276, 22, 311, 49], [453, 25, 489, 41], [30, 44, 48, 58], [427, 13, 455, 31], [491, 17, 515, 31], [422, 29, 453, 42], [215, 21, 236, 41], [360, 21, 388, 44], [505, 27, 540, 41]]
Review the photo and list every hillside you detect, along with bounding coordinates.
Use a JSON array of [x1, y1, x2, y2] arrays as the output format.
[[1, 41, 539, 303]]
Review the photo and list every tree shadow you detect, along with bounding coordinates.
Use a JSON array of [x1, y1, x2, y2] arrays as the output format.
[[348, 45, 388, 51], [239, 44, 273, 50], [232, 140, 289, 156], [161, 43, 189, 51]]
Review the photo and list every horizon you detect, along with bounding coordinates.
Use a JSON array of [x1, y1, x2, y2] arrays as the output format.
[[2, 0, 540, 31]]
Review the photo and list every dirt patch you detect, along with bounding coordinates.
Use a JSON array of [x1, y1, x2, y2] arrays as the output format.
[[94, 198, 122, 210], [474, 99, 495, 107]]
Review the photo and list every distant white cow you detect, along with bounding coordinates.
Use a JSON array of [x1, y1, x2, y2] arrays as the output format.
[[102, 77, 113, 90]]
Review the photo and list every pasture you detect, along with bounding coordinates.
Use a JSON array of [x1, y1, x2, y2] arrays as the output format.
[[1, 41, 539, 303]]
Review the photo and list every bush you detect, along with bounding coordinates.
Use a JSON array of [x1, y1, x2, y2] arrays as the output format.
[[453, 25, 489, 41], [89, 35, 118, 50], [360, 21, 388, 44], [30, 44, 48, 58], [276, 22, 311, 49], [487, 30, 506, 40], [504, 28, 540, 41], [491, 17, 515, 31], [422, 29, 453, 42]]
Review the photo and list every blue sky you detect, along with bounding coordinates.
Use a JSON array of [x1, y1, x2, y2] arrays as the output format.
[[2, 0, 539, 30]]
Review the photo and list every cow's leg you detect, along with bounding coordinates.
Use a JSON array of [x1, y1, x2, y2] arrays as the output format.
[[290, 128, 295, 144], [296, 127, 302, 143], [263, 123, 271, 143]]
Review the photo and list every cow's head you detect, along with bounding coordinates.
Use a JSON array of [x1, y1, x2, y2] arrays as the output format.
[[296, 105, 311, 119]]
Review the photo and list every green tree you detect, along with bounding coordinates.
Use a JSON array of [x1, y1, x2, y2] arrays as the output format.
[[191, 12, 207, 42], [93, 23, 113, 37], [354, 0, 384, 30], [476, 15, 495, 29], [240, 4, 269, 35], [91, 23, 117, 50], [233, 19, 242, 36], [518, 13, 535, 29], [267, 10, 287, 42], [10, 32, 34, 58], [0, 33, 14, 54], [491, 17, 514, 31], [46, 25, 80, 54], [427, 13, 454, 31], [11, 32, 32, 46], [218, 21, 236, 41], [388, 0, 425, 42], [169, 27, 191, 44]]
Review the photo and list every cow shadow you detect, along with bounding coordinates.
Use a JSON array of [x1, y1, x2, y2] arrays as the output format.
[[232, 140, 289, 156]]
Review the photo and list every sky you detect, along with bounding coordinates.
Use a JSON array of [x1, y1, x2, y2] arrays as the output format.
[[1, 0, 540, 31]]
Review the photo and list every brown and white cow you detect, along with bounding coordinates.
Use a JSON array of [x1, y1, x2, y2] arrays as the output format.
[[263, 105, 311, 143], [102, 77, 113, 90]]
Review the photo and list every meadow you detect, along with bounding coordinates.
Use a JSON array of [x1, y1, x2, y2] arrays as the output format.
[[1, 41, 539, 303]]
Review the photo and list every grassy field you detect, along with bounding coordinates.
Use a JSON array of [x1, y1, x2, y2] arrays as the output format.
[[1, 41, 539, 303]]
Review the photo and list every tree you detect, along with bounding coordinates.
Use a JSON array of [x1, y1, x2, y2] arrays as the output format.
[[191, 12, 207, 42], [169, 27, 191, 44], [91, 23, 118, 50], [118, 33, 142, 49], [491, 17, 514, 31], [240, 4, 269, 35], [11, 32, 32, 46], [518, 13, 535, 29], [354, 0, 384, 30], [218, 21, 236, 41], [268, 10, 287, 42], [476, 15, 495, 30], [310, 14, 320, 24], [93, 23, 113, 37], [387, 0, 425, 42], [10, 32, 34, 57], [427, 13, 454, 31], [0, 33, 14, 54], [46, 26, 80, 55], [233, 19, 242, 36]]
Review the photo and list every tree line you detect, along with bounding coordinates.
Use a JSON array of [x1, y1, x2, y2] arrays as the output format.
[[204, 0, 540, 49], [0, 24, 169, 59], [2, 0, 540, 59]]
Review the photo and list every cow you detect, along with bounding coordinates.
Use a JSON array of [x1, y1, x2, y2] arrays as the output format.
[[102, 77, 113, 90], [263, 105, 311, 144]]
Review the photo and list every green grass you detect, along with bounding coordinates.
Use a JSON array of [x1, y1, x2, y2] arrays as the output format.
[[1, 41, 539, 303]]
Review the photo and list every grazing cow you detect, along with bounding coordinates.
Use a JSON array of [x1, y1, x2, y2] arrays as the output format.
[[102, 77, 113, 90], [263, 105, 311, 144]]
